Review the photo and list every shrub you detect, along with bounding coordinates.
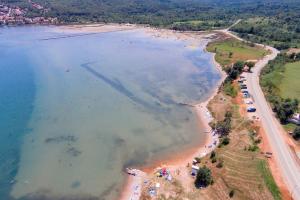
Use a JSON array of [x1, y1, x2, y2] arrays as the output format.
[[210, 151, 216, 159], [229, 190, 235, 198], [245, 61, 255, 71], [221, 137, 230, 145], [195, 166, 212, 188], [194, 157, 201, 163], [254, 138, 261, 144], [211, 157, 217, 163], [216, 160, 224, 168], [224, 82, 237, 97], [248, 145, 259, 151], [293, 127, 300, 140]]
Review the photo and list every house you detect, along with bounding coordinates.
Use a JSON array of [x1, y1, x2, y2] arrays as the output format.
[[288, 113, 300, 125]]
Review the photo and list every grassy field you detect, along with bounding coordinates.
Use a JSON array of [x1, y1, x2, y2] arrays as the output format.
[[206, 38, 268, 66], [279, 61, 300, 100]]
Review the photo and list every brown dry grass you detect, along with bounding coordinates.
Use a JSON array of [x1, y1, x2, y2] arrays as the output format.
[[140, 91, 277, 200], [201, 92, 275, 200]]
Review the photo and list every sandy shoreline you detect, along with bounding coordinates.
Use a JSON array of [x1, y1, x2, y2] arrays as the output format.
[[119, 46, 226, 200], [119, 93, 224, 200], [58, 23, 226, 200]]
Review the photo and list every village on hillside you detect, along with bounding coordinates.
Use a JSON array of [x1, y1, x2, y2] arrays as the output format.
[[0, 1, 57, 25]]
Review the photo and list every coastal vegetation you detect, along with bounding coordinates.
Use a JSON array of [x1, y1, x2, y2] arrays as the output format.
[[213, 111, 232, 137], [223, 82, 237, 97], [260, 53, 300, 125], [195, 166, 213, 188]]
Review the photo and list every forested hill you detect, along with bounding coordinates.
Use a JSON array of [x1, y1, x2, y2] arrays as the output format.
[[3, 0, 300, 48], [4, 0, 299, 25]]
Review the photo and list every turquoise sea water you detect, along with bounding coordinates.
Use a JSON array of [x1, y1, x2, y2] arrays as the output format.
[[0, 26, 220, 200]]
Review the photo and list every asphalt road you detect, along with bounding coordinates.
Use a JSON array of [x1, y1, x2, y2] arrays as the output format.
[[219, 27, 300, 199], [245, 47, 300, 200]]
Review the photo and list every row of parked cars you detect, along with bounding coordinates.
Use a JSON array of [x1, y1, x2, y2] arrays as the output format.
[[238, 76, 256, 112]]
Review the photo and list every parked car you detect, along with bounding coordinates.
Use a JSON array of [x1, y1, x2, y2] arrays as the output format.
[[247, 107, 256, 112], [245, 100, 253, 104], [243, 93, 250, 98]]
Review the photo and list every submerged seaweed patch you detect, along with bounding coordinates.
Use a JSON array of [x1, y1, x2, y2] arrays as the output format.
[[45, 136, 77, 144], [66, 147, 82, 157]]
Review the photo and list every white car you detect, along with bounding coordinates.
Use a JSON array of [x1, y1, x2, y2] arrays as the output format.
[[245, 100, 253, 104]]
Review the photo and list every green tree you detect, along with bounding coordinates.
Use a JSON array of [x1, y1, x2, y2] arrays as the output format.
[[215, 111, 232, 136], [225, 61, 245, 81], [273, 98, 298, 123], [246, 61, 255, 70], [195, 166, 212, 188]]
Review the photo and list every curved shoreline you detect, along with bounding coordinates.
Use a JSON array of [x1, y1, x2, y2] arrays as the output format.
[[50, 23, 227, 200], [119, 40, 226, 200]]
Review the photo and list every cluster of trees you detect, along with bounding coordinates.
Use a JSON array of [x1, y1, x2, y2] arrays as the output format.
[[222, 60, 254, 97], [261, 53, 300, 124], [171, 20, 229, 31], [231, 15, 300, 49], [272, 98, 298, 123], [224, 61, 245, 83], [214, 111, 232, 137], [210, 111, 232, 147]]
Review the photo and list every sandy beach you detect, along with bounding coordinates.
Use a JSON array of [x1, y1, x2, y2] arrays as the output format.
[[58, 23, 226, 200], [119, 96, 223, 200], [56, 22, 215, 45]]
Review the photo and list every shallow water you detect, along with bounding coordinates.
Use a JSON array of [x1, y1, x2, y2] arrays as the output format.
[[0, 26, 221, 200]]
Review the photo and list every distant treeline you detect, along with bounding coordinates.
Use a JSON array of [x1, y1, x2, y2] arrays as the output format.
[[231, 16, 300, 49], [4, 0, 300, 48]]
